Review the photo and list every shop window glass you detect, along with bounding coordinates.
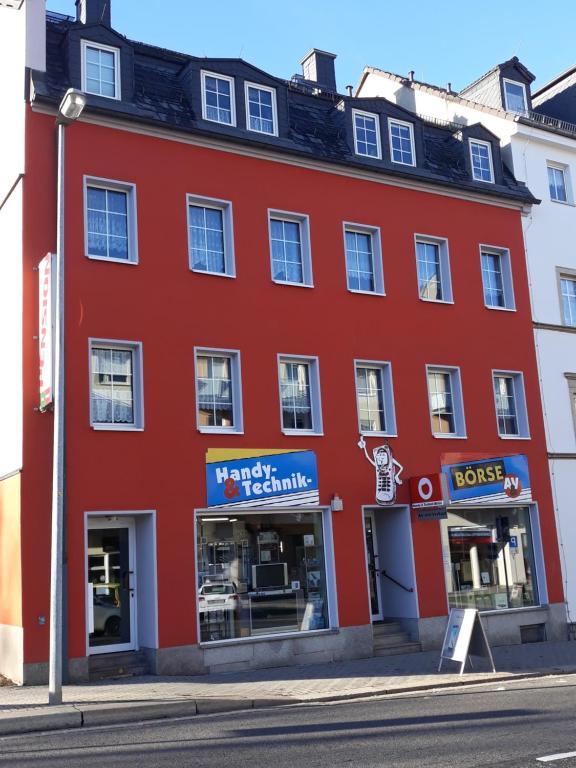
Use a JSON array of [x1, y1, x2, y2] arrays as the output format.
[[196, 511, 329, 643], [442, 506, 538, 611]]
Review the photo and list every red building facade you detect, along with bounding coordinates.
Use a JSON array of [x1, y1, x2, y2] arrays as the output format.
[[0, 1, 566, 683]]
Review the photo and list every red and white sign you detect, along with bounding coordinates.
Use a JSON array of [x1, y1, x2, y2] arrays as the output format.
[[410, 473, 449, 510], [39, 253, 55, 411]]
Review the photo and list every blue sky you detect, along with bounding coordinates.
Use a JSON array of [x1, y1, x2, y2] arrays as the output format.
[[48, 1, 575, 94]]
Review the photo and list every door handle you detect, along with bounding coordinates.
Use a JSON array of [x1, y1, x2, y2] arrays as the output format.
[[122, 570, 134, 592]]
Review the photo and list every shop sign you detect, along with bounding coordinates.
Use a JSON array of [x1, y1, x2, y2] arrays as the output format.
[[357, 436, 403, 505], [38, 253, 55, 411], [442, 454, 531, 505], [205, 449, 319, 508], [410, 473, 449, 511], [438, 608, 495, 674]]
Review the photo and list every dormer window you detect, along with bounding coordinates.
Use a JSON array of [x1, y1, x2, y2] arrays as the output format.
[[353, 110, 381, 159], [503, 79, 527, 113], [201, 71, 236, 126], [81, 41, 120, 99], [388, 119, 415, 166], [245, 83, 277, 135], [469, 139, 494, 183]]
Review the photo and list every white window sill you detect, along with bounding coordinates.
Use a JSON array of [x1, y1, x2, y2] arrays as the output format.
[[472, 176, 495, 184], [191, 268, 236, 279], [282, 429, 324, 437], [550, 198, 574, 207], [347, 288, 385, 297], [202, 116, 236, 128], [419, 297, 455, 305], [484, 303, 516, 312], [197, 428, 244, 435], [86, 254, 138, 265], [91, 425, 144, 432], [432, 433, 467, 439], [391, 158, 416, 167], [247, 126, 278, 137], [355, 150, 382, 160], [86, 91, 121, 102], [272, 279, 314, 289], [497, 434, 531, 440], [360, 431, 398, 438]]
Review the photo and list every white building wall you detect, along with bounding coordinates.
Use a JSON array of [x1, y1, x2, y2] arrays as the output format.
[[0, 0, 45, 478], [360, 69, 576, 621]]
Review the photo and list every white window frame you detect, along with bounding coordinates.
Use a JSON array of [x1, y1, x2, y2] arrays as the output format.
[[469, 139, 495, 183], [354, 360, 397, 437], [388, 118, 416, 167], [414, 234, 453, 304], [244, 81, 278, 136], [503, 78, 527, 113], [547, 162, 572, 204], [426, 365, 466, 439], [268, 210, 313, 288], [343, 223, 384, 295], [277, 354, 323, 436], [186, 194, 235, 278], [194, 347, 243, 434], [84, 176, 138, 264], [201, 70, 236, 127], [565, 374, 576, 440], [81, 40, 121, 100], [557, 267, 576, 327], [492, 370, 530, 439], [88, 339, 144, 431], [352, 109, 382, 159], [479, 244, 516, 311]]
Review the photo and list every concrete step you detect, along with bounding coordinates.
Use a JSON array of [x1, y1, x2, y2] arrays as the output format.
[[373, 642, 423, 657], [374, 632, 412, 649], [372, 622, 403, 636], [89, 651, 150, 681]]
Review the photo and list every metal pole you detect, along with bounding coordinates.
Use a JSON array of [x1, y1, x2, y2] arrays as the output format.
[[48, 121, 66, 705]]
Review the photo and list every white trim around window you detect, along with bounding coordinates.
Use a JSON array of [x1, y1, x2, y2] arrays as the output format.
[[354, 360, 397, 437], [547, 162, 572, 204], [194, 347, 243, 434], [557, 267, 576, 327], [81, 40, 121, 100], [343, 223, 384, 295], [388, 118, 416, 166], [479, 244, 516, 311], [352, 109, 382, 159], [201, 70, 236, 126], [187, 194, 235, 277], [503, 78, 528, 113], [268, 210, 313, 287], [492, 370, 530, 439], [414, 234, 453, 303], [425, 365, 466, 439], [469, 139, 495, 183], [244, 81, 278, 136], [277, 354, 323, 435], [88, 339, 144, 431], [84, 176, 138, 264]]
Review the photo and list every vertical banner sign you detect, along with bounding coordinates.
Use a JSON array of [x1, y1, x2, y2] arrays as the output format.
[[39, 253, 55, 411]]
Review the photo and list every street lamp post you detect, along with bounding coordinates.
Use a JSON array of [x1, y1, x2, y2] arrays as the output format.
[[48, 88, 86, 706]]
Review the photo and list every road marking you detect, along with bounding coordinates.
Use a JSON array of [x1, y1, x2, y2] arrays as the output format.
[[537, 751, 576, 762]]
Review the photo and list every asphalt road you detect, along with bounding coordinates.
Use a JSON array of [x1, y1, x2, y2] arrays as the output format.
[[1, 675, 575, 767]]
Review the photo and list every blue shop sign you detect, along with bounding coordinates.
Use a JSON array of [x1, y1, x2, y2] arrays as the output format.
[[206, 449, 319, 508], [442, 454, 531, 505]]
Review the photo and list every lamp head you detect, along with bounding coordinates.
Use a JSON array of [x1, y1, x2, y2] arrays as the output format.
[[57, 89, 86, 124]]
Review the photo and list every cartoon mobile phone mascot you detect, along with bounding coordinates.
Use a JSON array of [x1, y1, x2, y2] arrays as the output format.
[[357, 435, 403, 505]]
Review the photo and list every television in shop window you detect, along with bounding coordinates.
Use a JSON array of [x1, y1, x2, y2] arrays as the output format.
[[251, 562, 288, 590]]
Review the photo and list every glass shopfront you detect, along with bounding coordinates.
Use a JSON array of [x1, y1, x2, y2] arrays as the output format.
[[196, 510, 329, 643], [441, 506, 539, 611]]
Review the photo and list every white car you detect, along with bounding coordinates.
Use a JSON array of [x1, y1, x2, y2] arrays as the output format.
[[198, 583, 239, 613]]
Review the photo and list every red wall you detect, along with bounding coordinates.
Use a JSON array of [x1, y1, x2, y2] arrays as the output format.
[[21, 110, 564, 663]]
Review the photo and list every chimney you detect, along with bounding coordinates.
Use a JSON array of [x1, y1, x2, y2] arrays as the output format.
[[300, 49, 337, 92], [75, 0, 111, 26]]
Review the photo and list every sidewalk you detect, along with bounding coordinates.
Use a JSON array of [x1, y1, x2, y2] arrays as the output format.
[[1, 641, 575, 737]]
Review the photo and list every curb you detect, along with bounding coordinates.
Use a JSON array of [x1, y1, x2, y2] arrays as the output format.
[[0, 668, 572, 738]]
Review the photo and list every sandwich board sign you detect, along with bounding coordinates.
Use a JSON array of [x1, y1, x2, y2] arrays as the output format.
[[438, 608, 496, 675]]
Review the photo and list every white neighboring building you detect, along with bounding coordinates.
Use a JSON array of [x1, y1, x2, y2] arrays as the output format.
[[358, 57, 576, 632]]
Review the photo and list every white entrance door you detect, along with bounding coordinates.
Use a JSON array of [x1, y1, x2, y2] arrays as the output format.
[[364, 510, 383, 622], [87, 517, 137, 654]]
